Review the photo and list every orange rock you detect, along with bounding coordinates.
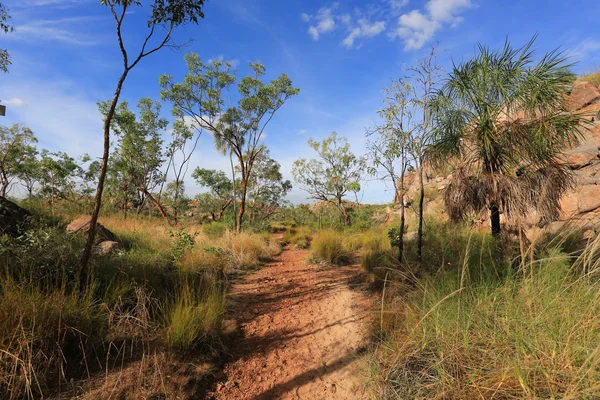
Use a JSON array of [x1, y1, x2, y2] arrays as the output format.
[[566, 83, 600, 111]]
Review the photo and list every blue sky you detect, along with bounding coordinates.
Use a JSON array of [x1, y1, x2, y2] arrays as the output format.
[[2, 0, 600, 204]]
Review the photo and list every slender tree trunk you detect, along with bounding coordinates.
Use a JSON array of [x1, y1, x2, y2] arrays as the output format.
[[141, 188, 169, 219], [229, 150, 237, 231], [80, 70, 129, 289], [337, 198, 351, 226], [218, 199, 232, 221], [398, 168, 406, 262], [236, 179, 247, 233], [417, 164, 425, 264], [0, 175, 7, 197], [491, 204, 501, 236]]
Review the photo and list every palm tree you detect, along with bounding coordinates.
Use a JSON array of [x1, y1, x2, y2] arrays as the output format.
[[429, 37, 582, 236]]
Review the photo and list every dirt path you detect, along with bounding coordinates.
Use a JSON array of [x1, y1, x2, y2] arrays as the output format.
[[211, 244, 373, 400]]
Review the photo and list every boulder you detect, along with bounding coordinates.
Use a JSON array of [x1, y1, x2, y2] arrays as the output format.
[[0, 196, 31, 237], [563, 143, 599, 169], [96, 241, 122, 256], [67, 216, 116, 243], [566, 83, 600, 112], [560, 185, 600, 219]]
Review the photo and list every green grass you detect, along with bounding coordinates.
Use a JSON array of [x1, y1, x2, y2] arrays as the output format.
[[581, 69, 600, 86], [309, 229, 351, 266], [371, 228, 600, 399], [165, 282, 225, 350]]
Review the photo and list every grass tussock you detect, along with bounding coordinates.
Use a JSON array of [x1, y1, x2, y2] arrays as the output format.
[[165, 283, 225, 350], [282, 226, 313, 249], [309, 229, 351, 266], [371, 227, 600, 399]]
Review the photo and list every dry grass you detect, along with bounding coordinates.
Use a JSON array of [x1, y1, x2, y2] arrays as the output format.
[[309, 229, 351, 266], [0, 210, 279, 398], [371, 231, 600, 399]]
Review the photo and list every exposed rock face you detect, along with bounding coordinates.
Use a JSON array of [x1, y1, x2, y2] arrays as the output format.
[[96, 241, 122, 256], [67, 216, 117, 243], [0, 196, 31, 237], [566, 82, 600, 112]]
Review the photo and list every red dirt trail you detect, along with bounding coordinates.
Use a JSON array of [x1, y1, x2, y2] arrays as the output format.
[[210, 244, 373, 400]]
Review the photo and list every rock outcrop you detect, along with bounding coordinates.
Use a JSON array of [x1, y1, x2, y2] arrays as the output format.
[[0, 196, 31, 237], [67, 216, 117, 243]]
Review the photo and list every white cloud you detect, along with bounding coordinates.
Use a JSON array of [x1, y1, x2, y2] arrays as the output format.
[[1, 98, 27, 107], [390, 0, 470, 50], [9, 17, 99, 46], [302, 4, 339, 41], [343, 19, 386, 49], [296, 129, 308, 135]]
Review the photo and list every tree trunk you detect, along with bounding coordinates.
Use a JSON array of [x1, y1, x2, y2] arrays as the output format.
[[229, 150, 237, 231], [398, 168, 406, 263], [236, 179, 247, 233], [337, 198, 351, 226], [0, 175, 7, 197], [79, 70, 129, 289], [141, 188, 169, 219], [218, 199, 232, 221], [417, 164, 425, 264], [491, 204, 501, 236]]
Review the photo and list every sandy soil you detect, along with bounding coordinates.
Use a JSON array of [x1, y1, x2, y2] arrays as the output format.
[[211, 244, 373, 400]]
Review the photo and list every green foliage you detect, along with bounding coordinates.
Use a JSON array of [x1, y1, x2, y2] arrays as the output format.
[[0, 1, 13, 73], [293, 133, 366, 225], [203, 221, 228, 239], [430, 37, 581, 232], [160, 54, 299, 229], [168, 228, 197, 263], [0, 124, 37, 197], [309, 230, 351, 266]]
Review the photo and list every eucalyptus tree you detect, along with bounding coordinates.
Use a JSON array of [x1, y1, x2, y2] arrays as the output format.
[[430, 38, 582, 238], [81, 0, 207, 281], [293, 132, 366, 226], [160, 56, 299, 231], [100, 98, 168, 219], [245, 146, 292, 223], [0, 1, 14, 73], [367, 82, 414, 260], [0, 124, 37, 197], [38, 150, 81, 212], [406, 45, 443, 262], [192, 168, 233, 221]]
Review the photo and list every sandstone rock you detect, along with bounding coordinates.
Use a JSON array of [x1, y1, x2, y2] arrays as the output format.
[[560, 185, 600, 219], [96, 241, 122, 256], [67, 216, 117, 242], [578, 185, 600, 213], [563, 143, 600, 169], [576, 102, 600, 122], [566, 83, 600, 112], [0, 196, 31, 237]]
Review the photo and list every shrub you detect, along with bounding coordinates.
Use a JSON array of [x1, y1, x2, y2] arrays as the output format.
[[310, 230, 350, 266], [202, 221, 228, 239]]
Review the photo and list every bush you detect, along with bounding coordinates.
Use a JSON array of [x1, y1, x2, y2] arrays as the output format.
[[202, 221, 228, 239], [310, 230, 350, 266]]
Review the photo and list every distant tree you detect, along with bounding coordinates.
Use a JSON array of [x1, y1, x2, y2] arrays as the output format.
[[164, 179, 190, 218], [38, 150, 81, 212], [100, 98, 168, 219], [81, 0, 207, 283], [160, 56, 300, 231], [192, 168, 233, 221], [367, 82, 414, 261], [0, 124, 38, 197], [245, 146, 292, 223], [293, 132, 365, 226], [430, 38, 581, 238], [0, 1, 14, 73]]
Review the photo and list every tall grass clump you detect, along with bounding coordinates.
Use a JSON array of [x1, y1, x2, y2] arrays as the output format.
[[164, 282, 225, 350], [219, 231, 280, 270], [372, 232, 600, 399], [310, 229, 350, 266]]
